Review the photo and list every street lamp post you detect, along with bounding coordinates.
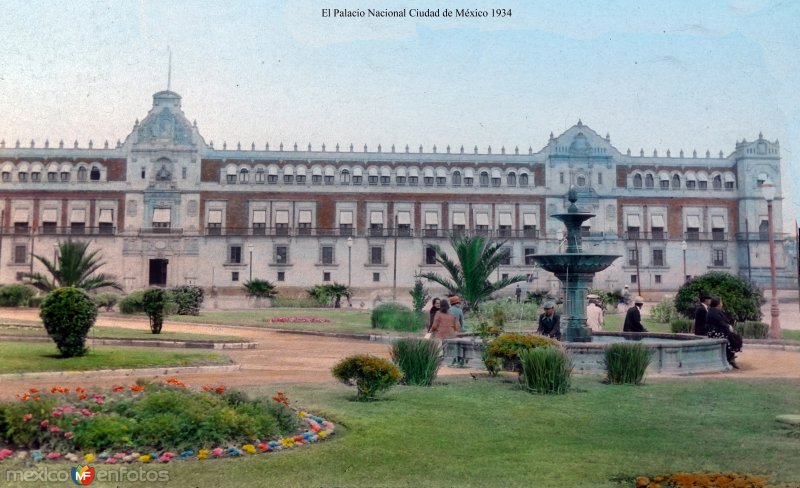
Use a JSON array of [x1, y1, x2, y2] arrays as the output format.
[[247, 243, 254, 281], [681, 240, 687, 283], [762, 180, 781, 339], [346, 236, 353, 288]]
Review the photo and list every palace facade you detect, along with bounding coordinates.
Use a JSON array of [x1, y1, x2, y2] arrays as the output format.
[[0, 90, 793, 302]]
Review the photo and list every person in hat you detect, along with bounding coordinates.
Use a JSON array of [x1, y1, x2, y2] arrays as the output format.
[[623, 296, 647, 332], [448, 296, 465, 331], [693, 290, 713, 336], [537, 300, 561, 340], [430, 298, 461, 340], [586, 294, 604, 331], [705, 297, 741, 369]]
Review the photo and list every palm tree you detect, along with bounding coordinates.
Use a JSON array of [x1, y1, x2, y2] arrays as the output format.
[[23, 240, 123, 292], [416, 234, 527, 309]]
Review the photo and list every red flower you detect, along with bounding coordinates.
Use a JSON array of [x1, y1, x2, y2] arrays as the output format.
[[112, 385, 124, 392], [39, 420, 49, 428], [215, 386, 225, 394], [29, 388, 39, 393], [130, 385, 145, 392], [22, 414, 33, 422]]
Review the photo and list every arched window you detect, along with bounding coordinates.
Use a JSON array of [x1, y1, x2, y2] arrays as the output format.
[[77, 167, 88, 181], [645, 174, 654, 188], [507, 172, 517, 186], [633, 174, 643, 188], [255, 169, 265, 183], [671, 174, 680, 189], [452, 171, 462, 186], [340, 169, 350, 184], [239, 168, 249, 183], [712, 175, 722, 189], [519, 173, 529, 186], [90, 167, 101, 181], [479, 171, 489, 187]]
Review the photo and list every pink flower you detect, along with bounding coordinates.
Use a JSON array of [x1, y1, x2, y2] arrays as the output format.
[[50, 426, 61, 433], [64, 432, 74, 439], [39, 420, 49, 428], [211, 448, 224, 458], [22, 414, 33, 422], [52, 412, 62, 418], [105, 457, 118, 464], [46, 452, 61, 460], [0, 449, 13, 460], [114, 452, 126, 459], [93, 395, 105, 405], [80, 409, 92, 416]]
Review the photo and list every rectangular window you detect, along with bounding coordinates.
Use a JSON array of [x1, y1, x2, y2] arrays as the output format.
[[182, 167, 187, 179], [70, 222, 86, 235], [321, 246, 334, 265], [408, 176, 418, 186], [628, 249, 639, 266], [43, 222, 57, 234], [231, 272, 239, 282], [713, 249, 726, 267], [652, 249, 664, 267], [277, 271, 285, 282], [152, 208, 171, 233], [396, 176, 406, 186], [14, 245, 26, 264], [436, 176, 446, 186], [655, 274, 662, 284], [686, 180, 696, 189], [227, 174, 237, 184], [255, 171, 265, 183], [499, 248, 511, 266], [368, 175, 378, 185], [323, 272, 331, 282], [208, 209, 223, 235], [252, 210, 267, 235], [559, 172, 564, 184], [268, 174, 277, 184], [424, 176, 434, 186], [381, 176, 391, 185], [352, 175, 363, 185], [370, 246, 383, 265], [463, 177, 473, 187], [275, 246, 288, 264], [698, 180, 708, 190], [523, 213, 537, 238], [631, 274, 637, 284], [48, 172, 57, 182], [325, 175, 334, 185], [598, 173, 603, 185], [711, 216, 725, 241], [31, 172, 40, 182], [312, 175, 322, 185], [98, 209, 114, 235], [14, 222, 29, 234], [373, 272, 380, 282], [502, 273, 509, 280], [284, 174, 294, 184], [524, 247, 537, 265], [425, 245, 437, 265], [295, 174, 305, 184], [229, 245, 242, 264]]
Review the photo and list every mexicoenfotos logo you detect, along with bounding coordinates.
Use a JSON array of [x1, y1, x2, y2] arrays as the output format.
[[71, 465, 95, 485]]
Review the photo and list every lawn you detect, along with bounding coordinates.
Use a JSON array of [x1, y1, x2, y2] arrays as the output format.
[[166, 308, 381, 334], [4, 377, 795, 487], [0, 342, 231, 373], [0, 323, 248, 343]]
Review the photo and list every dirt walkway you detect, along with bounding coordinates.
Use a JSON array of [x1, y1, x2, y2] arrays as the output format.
[[0, 309, 798, 400]]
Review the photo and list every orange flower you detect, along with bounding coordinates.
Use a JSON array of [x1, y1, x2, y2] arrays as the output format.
[[129, 385, 145, 392], [77, 394, 88, 400], [75, 387, 86, 393], [29, 388, 39, 393], [214, 386, 225, 394], [201, 385, 211, 391]]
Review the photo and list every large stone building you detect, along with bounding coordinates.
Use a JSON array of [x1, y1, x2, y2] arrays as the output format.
[[0, 90, 793, 302]]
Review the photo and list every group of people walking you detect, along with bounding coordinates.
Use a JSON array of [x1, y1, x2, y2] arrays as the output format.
[[427, 296, 464, 339], [693, 291, 743, 369]]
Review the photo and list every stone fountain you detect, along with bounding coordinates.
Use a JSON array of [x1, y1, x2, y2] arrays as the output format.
[[531, 187, 620, 342]]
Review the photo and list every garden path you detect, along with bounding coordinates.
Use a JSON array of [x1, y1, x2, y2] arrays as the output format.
[[0, 307, 798, 401]]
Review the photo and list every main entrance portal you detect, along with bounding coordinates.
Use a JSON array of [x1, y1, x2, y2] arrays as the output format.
[[149, 259, 168, 286]]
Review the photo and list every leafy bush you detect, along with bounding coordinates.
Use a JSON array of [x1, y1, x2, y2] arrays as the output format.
[[409, 279, 430, 313], [519, 346, 572, 394], [587, 289, 618, 311], [143, 288, 168, 334], [391, 338, 443, 386], [670, 319, 693, 334], [119, 289, 147, 314], [0, 284, 37, 307], [735, 321, 769, 339], [73, 414, 137, 450], [484, 333, 557, 374], [524, 288, 550, 307], [331, 354, 401, 401], [27, 295, 43, 308], [650, 297, 678, 323], [675, 272, 763, 323], [603, 342, 652, 385], [371, 303, 426, 332], [39, 287, 98, 357], [243, 279, 278, 299], [171, 285, 204, 315], [93, 292, 120, 312]]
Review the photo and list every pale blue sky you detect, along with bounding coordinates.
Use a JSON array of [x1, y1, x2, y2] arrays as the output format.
[[1, 0, 797, 230]]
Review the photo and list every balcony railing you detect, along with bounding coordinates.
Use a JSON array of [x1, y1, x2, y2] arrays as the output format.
[[683, 231, 729, 241], [735, 232, 788, 242], [623, 231, 670, 240], [0, 226, 117, 236], [200, 227, 544, 239]]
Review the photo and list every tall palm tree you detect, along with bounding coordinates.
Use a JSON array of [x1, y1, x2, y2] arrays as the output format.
[[416, 234, 527, 309], [23, 240, 123, 292]]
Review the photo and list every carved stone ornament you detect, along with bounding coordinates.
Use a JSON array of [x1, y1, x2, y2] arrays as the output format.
[[137, 108, 192, 145]]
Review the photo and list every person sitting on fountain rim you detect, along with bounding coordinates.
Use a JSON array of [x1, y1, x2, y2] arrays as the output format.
[[705, 297, 742, 369], [623, 296, 648, 332], [537, 300, 561, 340], [693, 290, 713, 336]]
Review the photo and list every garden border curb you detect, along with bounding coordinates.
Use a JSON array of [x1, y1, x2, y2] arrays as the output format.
[[270, 328, 402, 344], [0, 335, 255, 350], [0, 363, 240, 380]]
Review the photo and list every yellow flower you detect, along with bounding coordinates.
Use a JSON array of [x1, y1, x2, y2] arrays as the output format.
[[280, 438, 295, 448], [242, 444, 256, 454], [138, 454, 152, 463], [298, 411, 306, 418], [318, 431, 328, 439], [198, 449, 209, 460], [84, 453, 95, 463]]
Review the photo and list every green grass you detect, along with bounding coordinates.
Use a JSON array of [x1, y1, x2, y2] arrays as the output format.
[[0, 342, 231, 373], [166, 308, 385, 334], [0, 323, 248, 343], [4, 377, 790, 488]]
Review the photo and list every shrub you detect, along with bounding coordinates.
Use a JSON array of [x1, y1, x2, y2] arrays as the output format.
[[391, 338, 443, 386], [371, 303, 426, 332], [93, 292, 120, 312], [171, 285, 204, 315], [670, 319, 693, 334], [0, 284, 37, 307], [650, 297, 678, 323], [143, 288, 168, 334], [675, 272, 763, 323], [588, 289, 617, 311], [409, 279, 429, 313], [524, 288, 550, 307], [27, 295, 43, 308], [603, 342, 652, 385], [484, 333, 557, 374], [735, 321, 769, 339], [331, 354, 401, 401], [119, 289, 147, 314], [244, 279, 278, 299], [39, 287, 98, 357], [519, 346, 572, 394], [73, 414, 137, 451]]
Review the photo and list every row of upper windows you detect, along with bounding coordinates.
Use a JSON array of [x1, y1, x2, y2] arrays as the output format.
[[1, 163, 105, 183], [629, 171, 736, 190], [221, 167, 532, 187]]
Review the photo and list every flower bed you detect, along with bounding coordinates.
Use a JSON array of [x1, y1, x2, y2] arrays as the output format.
[[0, 381, 334, 464], [267, 317, 331, 323], [634, 473, 769, 488]]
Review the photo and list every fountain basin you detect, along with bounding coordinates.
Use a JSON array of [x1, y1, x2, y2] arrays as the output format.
[[531, 253, 621, 274], [443, 332, 731, 375]]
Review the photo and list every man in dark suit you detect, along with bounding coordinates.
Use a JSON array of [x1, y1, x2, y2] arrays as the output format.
[[693, 291, 713, 336], [623, 296, 647, 332], [706, 297, 740, 369], [537, 301, 561, 340]]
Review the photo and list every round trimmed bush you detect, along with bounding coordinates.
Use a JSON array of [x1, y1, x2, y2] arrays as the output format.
[[40, 287, 98, 357], [331, 354, 401, 401], [675, 272, 763, 323]]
